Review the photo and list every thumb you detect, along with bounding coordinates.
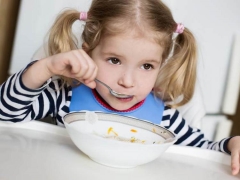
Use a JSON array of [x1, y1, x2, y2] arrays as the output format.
[[83, 80, 97, 89]]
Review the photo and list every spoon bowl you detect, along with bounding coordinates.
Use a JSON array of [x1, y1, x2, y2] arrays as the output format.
[[95, 79, 133, 99]]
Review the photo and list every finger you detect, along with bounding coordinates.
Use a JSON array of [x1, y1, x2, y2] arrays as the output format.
[[75, 50, 96, 81], [81, 49, 98, 79], [82, 64, 98, 88], [231, 150, 240, 175], [84, 65, 98, 84], [71, 52, 87, 73], [70, 51, 90, 78], [84, 81, 96, 89], [81, 61, 97, 81], [79, 48, 92, 61]]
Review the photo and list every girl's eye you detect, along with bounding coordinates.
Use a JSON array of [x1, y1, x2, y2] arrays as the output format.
[[108, 58, 121, 65], [142, 64, 153, 70]]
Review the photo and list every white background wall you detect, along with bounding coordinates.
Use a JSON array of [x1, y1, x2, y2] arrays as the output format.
[[9, 0, 240, 114], [163, 0, 240, 114]]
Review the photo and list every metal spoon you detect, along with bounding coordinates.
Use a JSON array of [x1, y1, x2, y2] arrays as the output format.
[[95, 79, 133, 99]]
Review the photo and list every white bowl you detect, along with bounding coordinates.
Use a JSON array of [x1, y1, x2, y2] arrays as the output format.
[[63, 111, 176, 168]]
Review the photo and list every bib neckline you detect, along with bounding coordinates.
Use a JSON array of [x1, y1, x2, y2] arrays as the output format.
[[92, 89, 145, 112]]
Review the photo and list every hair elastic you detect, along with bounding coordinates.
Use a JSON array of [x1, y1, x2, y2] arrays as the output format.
[[175, 23, 184, 34], [80, 12, 88, 21]]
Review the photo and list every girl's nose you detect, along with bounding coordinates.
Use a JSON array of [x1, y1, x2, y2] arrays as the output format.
[[118, 72, 135, 88]]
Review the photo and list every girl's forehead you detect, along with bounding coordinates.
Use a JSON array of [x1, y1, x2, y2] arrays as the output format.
[[95, 31, 164, 62], [100, 27, 169, 55], [101, 29, 164, 47], [105, 22, 167, 41], [103, 17, 169, 44]]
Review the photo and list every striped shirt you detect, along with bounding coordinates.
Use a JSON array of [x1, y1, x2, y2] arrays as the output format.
[[0, 63, 231, 154]]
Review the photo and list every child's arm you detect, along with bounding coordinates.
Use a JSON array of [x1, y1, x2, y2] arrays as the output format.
[[162, 106, 229, 152], [0, 49, 97, 122], [162, 106, 239, 175], [0, 62, 58, 122]]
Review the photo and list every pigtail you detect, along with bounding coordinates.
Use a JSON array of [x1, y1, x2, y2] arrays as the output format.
[[155, 28, 197, 107], [48, 9, 80, 55], [47, 9, 84, 86]]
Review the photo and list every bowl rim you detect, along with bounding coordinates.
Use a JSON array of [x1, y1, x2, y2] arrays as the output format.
[[63, 111, 176, 140]]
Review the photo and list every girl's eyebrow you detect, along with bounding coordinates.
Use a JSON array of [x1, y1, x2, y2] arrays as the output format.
[[102, 52, 161, 64], [143, 59, 161, 64], [102, 52, 124, 58]]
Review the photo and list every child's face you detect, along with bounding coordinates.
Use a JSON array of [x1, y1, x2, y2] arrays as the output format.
[[91, 31, 164, 110]]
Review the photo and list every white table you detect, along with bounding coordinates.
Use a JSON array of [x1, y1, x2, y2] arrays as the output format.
[[0, 121, 239, 180]]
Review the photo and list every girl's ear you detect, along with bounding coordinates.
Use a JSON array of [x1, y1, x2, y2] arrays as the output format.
[[82, 42, 89, 52]]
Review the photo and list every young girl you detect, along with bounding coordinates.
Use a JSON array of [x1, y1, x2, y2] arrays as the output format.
[[0, 0, 240, 175]]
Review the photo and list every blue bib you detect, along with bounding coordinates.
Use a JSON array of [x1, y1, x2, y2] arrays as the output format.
[[70, 85, 164, 125]]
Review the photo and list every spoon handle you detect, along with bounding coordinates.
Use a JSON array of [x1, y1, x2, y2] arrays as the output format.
[[95, 79, 111, 91]]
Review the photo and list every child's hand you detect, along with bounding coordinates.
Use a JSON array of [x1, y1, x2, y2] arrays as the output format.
[[227, 136, 240, 175], [46, 49, 98, 89]]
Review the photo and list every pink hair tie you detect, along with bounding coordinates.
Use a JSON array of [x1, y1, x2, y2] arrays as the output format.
[[175, 23, 184, 34], [80, 12, 88, 21]]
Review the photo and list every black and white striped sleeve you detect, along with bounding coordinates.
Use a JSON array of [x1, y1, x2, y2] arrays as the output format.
[[161, 106, 231, 154], [0, 64, 59, 122]]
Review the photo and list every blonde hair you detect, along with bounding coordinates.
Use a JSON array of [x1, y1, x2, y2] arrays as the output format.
[[48, 0, 197, 107]]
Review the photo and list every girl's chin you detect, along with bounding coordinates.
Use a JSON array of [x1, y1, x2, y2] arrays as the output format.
[[111, 106, 132, 111], [104, 95, 144, 111], [109, 102, 136, 111]]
